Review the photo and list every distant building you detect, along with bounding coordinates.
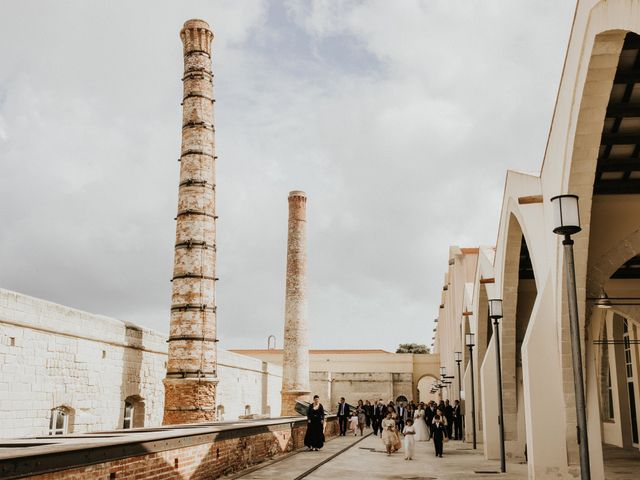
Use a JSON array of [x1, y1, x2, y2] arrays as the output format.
[[231, 349, 440, 407]]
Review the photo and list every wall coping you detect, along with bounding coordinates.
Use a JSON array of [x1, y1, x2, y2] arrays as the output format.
[[0, 416, 337, 479]]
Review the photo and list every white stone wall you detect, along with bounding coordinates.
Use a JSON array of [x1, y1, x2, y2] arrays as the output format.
[[0, 288, 282, 438]]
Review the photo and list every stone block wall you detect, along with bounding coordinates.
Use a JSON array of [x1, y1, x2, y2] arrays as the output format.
[[0, 288, 282, 437]]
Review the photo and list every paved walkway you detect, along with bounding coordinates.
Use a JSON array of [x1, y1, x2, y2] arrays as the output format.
[[236, 429, 529, 479], [305, 434, 528, 480], [235, 433, 370, 479]]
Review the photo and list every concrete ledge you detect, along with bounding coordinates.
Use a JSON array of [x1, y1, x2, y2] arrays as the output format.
[[0, 416, 339, 479]]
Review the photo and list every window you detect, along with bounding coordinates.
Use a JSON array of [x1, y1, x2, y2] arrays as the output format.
[[123, 396, 145, 429], [217, 404, 225, 421], [607, 370, 615, 420], [623, 319, 639, 444], [49, 407, 70, 435], [123, 401, 134, 429]]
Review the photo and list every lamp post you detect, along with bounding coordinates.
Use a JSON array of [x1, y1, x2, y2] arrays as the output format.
[[489, 298, 506, 473], [466, 333, 477, 449], [454, 351, 463, 400], [551, 194, 590, 480], [455, 351, 463, 439]]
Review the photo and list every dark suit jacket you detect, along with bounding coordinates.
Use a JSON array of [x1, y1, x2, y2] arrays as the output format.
[[336, 402, 350, 417], [425, 407, 436, 422]]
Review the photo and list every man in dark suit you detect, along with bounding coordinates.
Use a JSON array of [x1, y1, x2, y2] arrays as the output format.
[[375, 398, 386, 436], [396, 402, 408, 434], [425, 401, 436, 439], [336, 397, 350, 436], [371, 400, 380, 435], [444, 400, 454, 439], [453, 399, 463, 440]]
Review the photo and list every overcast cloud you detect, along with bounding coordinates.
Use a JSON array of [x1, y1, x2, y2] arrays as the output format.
[[0, 0, 575, 351]]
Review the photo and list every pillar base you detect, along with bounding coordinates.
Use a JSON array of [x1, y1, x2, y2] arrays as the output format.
[[281, 390, 310, 416], [163, 377, 218, 425]]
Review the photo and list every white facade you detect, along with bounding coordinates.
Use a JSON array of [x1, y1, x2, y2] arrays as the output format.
[[434, 1, 640, 477], [0, 288, 282, 438]]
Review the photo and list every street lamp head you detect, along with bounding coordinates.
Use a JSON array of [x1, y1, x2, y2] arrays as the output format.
[[488, 298, 503, 320], [465, 332, 475, 347], [551, 194, 581, 236], [595, 290, 613, 309], [454, 351, 462, 362]]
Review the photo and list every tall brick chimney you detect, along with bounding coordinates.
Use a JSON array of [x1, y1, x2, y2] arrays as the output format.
[[163, 19, 218, 425], [280, 191, 311, 416]]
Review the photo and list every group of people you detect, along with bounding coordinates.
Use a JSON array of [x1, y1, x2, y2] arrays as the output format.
[[305, 395, 463, 460]]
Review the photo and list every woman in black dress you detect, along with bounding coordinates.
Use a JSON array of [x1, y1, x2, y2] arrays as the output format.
[[304, 395, 325, 450]]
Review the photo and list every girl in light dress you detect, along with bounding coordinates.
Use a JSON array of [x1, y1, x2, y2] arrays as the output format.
[[381, 412, 397, 455], [349, 411, 359, 435], [402, 419, 416, 460], [413, 407, 429, 441]]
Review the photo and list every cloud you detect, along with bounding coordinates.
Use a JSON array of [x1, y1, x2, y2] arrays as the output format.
[[0, 0, 576, 351]]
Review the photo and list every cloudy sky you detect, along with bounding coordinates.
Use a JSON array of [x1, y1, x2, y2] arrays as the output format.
[[0, 0, 575, 351]]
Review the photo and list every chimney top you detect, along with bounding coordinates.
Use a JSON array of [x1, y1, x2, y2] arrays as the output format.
[[183, 19, 210, 30], [288, 190, 307, 199]]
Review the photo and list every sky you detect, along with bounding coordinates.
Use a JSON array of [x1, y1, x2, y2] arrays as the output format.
[[0, 0, 576, 351]]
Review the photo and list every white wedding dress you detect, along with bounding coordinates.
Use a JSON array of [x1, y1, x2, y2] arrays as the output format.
[[413, 409, 429, 441]]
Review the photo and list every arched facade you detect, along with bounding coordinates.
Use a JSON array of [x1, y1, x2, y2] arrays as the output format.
[[434, 2, 640, 477]]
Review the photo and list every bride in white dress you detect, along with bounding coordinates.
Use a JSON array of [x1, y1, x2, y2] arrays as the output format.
[[413, 408, 429, 441]]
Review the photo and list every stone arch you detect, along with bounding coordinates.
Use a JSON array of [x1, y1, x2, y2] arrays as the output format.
[[562, 25, 640, 469], [416, 374, 440, 404], [587, 227, 640, 298], [497, 212, 538, 461]]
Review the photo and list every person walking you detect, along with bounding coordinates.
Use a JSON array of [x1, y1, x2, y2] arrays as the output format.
[[413, 403, 429, 441], [425, 401, 436, 440], [381, 412, 397, 456], [375, 399, 386, 437], [444, 400, 454, 439], [356, 401, 366, 436], [336, 397, 349, 436], [403, 419, 416, 460], [453, 399, 463, 440], [304, 395, 326, 451], [364, 400, 373, 428], [396, 402, 407, 434], [371, 400, 380, 435], [432, 414, 448, 458]]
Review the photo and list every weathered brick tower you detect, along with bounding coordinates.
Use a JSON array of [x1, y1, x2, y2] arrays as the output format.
[[280, 191, 311, 416], [163, 19, 218, 425]]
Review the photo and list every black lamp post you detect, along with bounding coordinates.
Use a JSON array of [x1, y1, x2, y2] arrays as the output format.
[[465, 333, 477, 449], [455, 351, 463, 439], [454, 351, 463, 400], [551, 194, 590, 480], [489, 298, 506, 473]]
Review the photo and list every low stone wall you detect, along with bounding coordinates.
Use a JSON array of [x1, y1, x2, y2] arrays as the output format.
[[0, 288, 283, 436], [1, 416, 339, 480]]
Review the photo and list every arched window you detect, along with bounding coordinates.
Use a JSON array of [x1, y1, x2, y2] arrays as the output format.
[[49, 407, 71, 435], [217, 404, 225, 421], [244, 404, 251, 416], [123, 396, 145, 429]]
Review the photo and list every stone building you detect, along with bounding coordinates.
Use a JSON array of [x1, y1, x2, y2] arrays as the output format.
[[231, 349, 440, 408], [433, 1, 640, 477], [0, 288, 282, 438]]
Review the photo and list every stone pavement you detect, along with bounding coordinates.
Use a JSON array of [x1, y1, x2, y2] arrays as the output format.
[[234, 432, 370, 479], [235, 429, 529, 479], [305, 434, 528, 480]]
